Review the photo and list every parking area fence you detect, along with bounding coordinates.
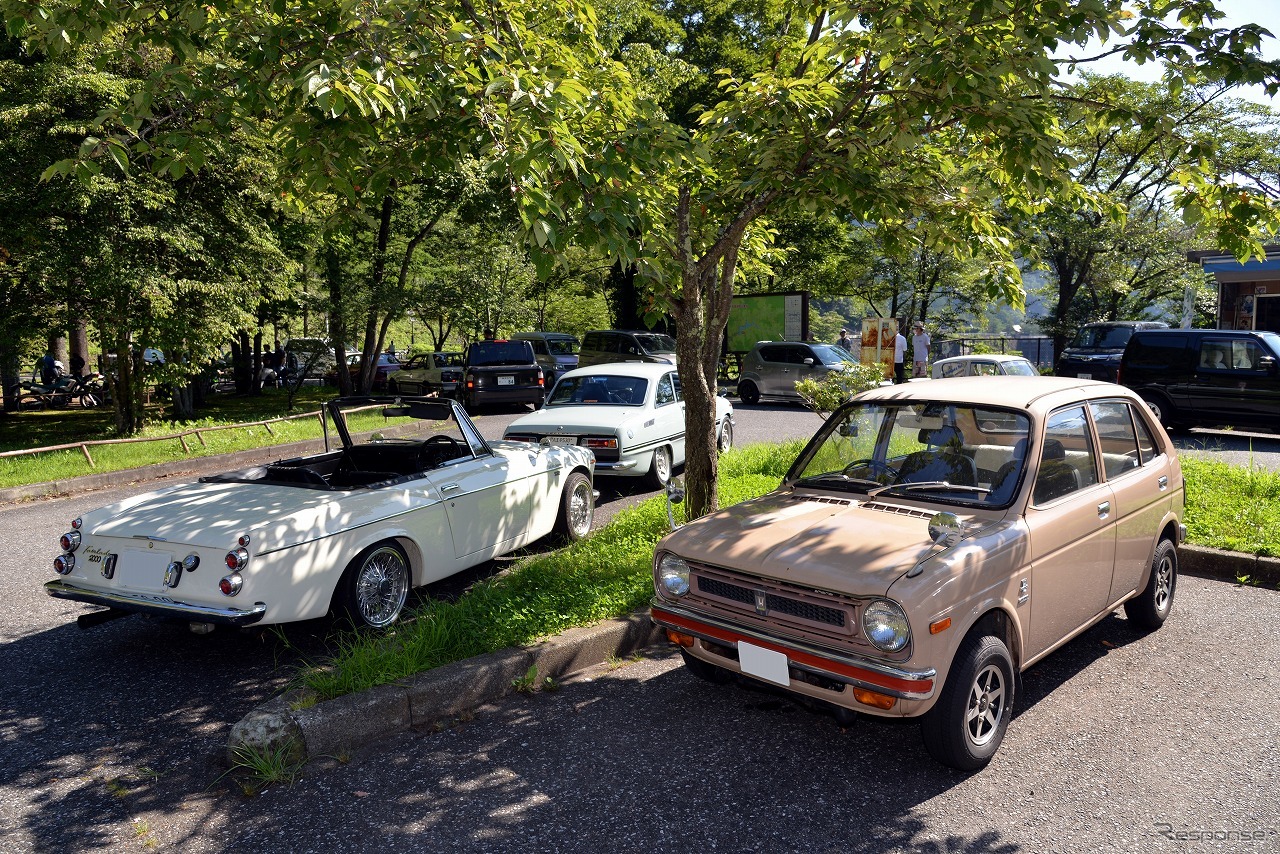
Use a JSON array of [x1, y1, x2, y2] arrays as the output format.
[[934, 334, 1055, 370]]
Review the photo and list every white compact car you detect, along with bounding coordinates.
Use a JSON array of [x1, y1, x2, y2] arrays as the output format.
[[929, 354, 1039, 379], [46, 397, 596, 631], [503, 363, 734, 488]]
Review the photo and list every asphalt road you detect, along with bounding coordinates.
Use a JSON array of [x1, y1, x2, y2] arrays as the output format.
[[2, 403, 1279, 852]]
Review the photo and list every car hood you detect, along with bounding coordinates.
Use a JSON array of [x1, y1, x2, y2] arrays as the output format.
[[659, 490, 948, 596], [80, 480, 418, 552]]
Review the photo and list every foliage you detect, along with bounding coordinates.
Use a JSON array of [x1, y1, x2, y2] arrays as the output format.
[[1180, 457, 1280, 557], [794, 362, 885, 419]]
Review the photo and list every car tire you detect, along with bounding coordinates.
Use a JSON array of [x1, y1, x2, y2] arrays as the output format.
[[645, 445, 672, 489], [1139, 391, 1184, 433], [18, 394, 47, 412], [388, 380, 400, 395], [737, 380, 760, 405], [921, 633, 1016, 772], [334, 541, 411, 630], [553, 471, 594, 542], [680, 648, 731, 684], [717, 420, 734, 453], [1124, 538, 1177, 631]]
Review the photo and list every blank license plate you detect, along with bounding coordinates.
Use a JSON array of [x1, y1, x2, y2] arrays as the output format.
[[114, 549, 173, 590], [738, 642, 790, 686], [498, 375, 515, 386], [1076, 372, 1092, 379]]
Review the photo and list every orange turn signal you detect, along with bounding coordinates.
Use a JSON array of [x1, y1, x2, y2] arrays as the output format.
[[665, 629, 694, 648], [852, 687, 896, 710], [929, 617, 952, 635]]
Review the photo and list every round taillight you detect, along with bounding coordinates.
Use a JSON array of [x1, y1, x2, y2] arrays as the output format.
[[182, 554, 200, 572], [219, 573, 243, 596], [54, 554, 75, 575], [60, 531, 81, 552], [225, 547, 248, 570], [237, 534, 251, 547], [71, 517, 82, 529]]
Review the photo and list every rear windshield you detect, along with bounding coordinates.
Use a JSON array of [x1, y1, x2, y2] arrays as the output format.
[[547, 339, 579, 355], [468, 341, 535, 366], [634, 334, 677, 355], [1070, 325, 1136, 349]]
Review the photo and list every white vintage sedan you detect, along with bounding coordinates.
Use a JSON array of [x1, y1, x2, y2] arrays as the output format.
[[502, 363, 734, 488], [46, 398, 596, 631]]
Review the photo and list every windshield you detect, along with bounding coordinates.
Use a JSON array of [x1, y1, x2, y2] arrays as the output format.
[[1070, 325, 1135, 349], [634, 334, 677, 355], [791, 400, 1032, 508], [1004, 360, 1038, 376], [435, 352, 464, 367], [547, 339, 579, 355], [809, 343, 855, 366], [548, 374, 649, 406], [468, 341, 535, 366]]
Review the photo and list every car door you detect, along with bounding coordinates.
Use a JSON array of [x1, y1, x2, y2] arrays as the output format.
[[1187, 336, 1280, 428], [1088, 399, 1176, 604], [1023, 404, 1117, 659], [657, 371, 687, 464]]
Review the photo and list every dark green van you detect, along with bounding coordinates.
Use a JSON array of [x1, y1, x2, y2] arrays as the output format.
[[1118, 328, 1280, 431]]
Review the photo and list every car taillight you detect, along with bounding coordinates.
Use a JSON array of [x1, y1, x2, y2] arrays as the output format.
[[219, 573, 243, 596], [71, 517, 82, 529], [225, 547, 248, 570], [60, 531, 81, 552], [54, 554, 75, 575], [584, 438, 619, 449]]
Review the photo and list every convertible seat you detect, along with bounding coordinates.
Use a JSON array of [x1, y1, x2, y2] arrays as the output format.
[[896, 426, 978, 486]]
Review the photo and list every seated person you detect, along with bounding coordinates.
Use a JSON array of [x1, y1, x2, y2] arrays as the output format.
[[1201, 347, 1228, 369]]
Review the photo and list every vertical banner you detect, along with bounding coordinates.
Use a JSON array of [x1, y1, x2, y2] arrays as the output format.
[[860, 318, 897, 379]]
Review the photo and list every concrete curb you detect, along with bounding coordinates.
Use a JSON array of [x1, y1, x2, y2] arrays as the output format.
[[227, 613, 663, 767], [1178, 542, 1280, 585]]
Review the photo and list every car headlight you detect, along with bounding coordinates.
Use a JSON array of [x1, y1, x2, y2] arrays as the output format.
[[657, 553, 691, 597], [863, 599, 910, 652]]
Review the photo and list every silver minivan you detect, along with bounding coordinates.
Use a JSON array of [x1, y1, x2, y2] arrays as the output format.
[[512, 331, 580, 386], [737, 341, 855, 404]]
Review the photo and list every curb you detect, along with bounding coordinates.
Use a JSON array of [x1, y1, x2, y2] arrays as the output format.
[[1178, 542, 1280, 585], [228, 613, 663, 768]]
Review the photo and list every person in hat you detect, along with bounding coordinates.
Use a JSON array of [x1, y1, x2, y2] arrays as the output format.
[[911, 321, 931, 378], [835, 328, 854, 352]]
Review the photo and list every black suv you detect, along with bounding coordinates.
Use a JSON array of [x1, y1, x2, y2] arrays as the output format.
[[460, 340, 544, 412], [1055, 321, 1168, 383], [1119, 328, 1280, 431]]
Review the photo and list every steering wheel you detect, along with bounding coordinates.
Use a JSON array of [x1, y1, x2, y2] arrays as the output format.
[[842, 458, 898, 480], [421, 435, 463, 467]]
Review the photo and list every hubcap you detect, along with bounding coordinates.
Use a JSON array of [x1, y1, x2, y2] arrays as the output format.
[[655, 448, 670, 481], [719, 422, 733, 452], [1154, 554, 1174, 613], [965, 663, 1007, 746], [355, 546, 408, 628]]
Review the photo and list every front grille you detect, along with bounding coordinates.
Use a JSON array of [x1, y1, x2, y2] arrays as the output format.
[[695, 572, 850, 631]]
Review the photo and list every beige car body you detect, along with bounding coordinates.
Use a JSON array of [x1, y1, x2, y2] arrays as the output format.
[[651, 377, 1183, 749]]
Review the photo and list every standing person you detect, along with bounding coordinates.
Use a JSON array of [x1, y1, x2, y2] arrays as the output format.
[[911, 321, 931, 378], [38, 349, 58, 385], [892, 321, 907, 384], [835, 328, 854, 352]]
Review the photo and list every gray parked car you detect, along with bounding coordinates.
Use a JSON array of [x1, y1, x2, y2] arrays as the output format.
[[736, 341, 856, 404]]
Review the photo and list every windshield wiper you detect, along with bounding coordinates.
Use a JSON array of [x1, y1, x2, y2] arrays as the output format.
[[799, 474, 882, 491], [867, 481, 991, 498]]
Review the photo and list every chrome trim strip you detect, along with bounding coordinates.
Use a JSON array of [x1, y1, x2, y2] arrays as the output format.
[[595, 460, 639, 471], [44, 580, 267, 626], [651, 599, 935, 700]]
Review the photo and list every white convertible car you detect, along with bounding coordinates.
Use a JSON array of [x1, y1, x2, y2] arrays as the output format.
[[46, 398, 596, 631], [502, 363, 734, 488]]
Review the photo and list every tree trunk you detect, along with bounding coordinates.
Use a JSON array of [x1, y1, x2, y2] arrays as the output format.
[[325, 243, 353, 396], [171, 382, 195, 420]]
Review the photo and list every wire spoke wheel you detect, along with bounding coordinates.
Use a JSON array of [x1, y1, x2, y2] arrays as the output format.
[[342, 543, 410, 630]]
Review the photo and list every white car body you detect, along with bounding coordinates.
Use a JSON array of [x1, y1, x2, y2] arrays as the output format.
[[387, 352, 465, 395], [928, 354, 1039, 379], [47, 398, 596, 630], [503, 363, 734, 485]]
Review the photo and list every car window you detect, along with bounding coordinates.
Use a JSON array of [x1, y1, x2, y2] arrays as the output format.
[[1089, 400, 1141, 480], [1228, 339, 1267, 371], [634, 333, 677, 355], [808, 344, 850, 366], [548, 375, 648, 406], [758, 345, 787, 364], [1004, 360, 1038, 376], [468, 341, 535, 366], [938, 361, 967, 378], [547, 339, 579, 355], [973, 361, 999, 376], [1034, 406, 1099, 504], [436, 353, 464, 368], [1199, 340, 1234, 370], [655, 374, 676, 406], [1132, 404, 1159, 465]]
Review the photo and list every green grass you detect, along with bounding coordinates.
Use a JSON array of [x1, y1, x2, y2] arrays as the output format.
[[1181, 457, 1280, 557]]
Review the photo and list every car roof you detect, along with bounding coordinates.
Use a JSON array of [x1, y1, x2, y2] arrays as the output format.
[[857, 375, 1140, 415], [558, 362, 676, 379], [933, 354, 1032, 364]]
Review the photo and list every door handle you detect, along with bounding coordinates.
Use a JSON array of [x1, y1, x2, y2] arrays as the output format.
[[1158, 475, 1168, 490], [1097, 501, 1110, 519], [440, 483, 461, 493]]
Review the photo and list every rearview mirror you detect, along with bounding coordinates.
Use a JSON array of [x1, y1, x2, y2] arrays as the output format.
[[382, 406, 411, 418]]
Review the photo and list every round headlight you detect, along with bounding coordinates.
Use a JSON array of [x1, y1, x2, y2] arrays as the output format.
[[658, 553, 691, 597], [863, 599, 910, 652]]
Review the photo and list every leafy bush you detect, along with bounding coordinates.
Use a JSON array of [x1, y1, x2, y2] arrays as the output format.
[[794, 362, 885, 418]]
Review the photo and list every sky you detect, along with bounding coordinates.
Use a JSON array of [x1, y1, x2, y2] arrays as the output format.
[[1076, 0, 1279, 104]]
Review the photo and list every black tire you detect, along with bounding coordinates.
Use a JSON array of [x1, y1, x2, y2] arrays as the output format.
[[18, 394, 46, 412], [334, 541, 411, 630], [921, 633, 1016, 772], [737, 380, 760, 405], [387, 380, 400, 395], [552, 471, 594, 542], [644, 445, 672, 489], [1139, 392, 1183, 433], [78, 392, 101, 408], [680, 648, 731, 684], [717, 420, 734, 453], [1124, 538, 1177, 631]]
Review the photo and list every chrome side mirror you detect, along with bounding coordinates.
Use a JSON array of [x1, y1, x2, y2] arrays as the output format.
[[666, 479, 685, 530], [928, 512, 963, 547]]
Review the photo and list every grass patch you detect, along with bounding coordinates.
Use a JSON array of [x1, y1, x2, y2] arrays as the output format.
[[1180, 457, 1280, 557]]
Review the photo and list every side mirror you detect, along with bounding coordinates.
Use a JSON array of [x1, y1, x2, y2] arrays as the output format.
[[803, 357, 816, 366], [928, 512, 963, 547], [665, 479, 686, 530], [838, 420, 859, 438]]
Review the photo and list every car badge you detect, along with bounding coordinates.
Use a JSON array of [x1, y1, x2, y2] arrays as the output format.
[[754, 589, 768, 616]]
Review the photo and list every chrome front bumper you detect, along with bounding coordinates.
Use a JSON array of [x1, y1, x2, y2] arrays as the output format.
[[45, 580, 268, 627]]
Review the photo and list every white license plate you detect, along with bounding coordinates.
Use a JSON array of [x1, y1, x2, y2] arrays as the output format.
[[545, 435, 578, 446], [1076, 372, 1092, 379], [738, 641, 790, 686], [114, 549, 173, 590], [498, 375, 515, 386]]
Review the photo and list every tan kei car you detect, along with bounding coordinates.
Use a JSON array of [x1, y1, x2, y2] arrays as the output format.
[[651, 376, 1184, 771]]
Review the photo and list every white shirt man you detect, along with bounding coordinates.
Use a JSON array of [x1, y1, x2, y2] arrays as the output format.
[[911, 323, 931, 377]]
